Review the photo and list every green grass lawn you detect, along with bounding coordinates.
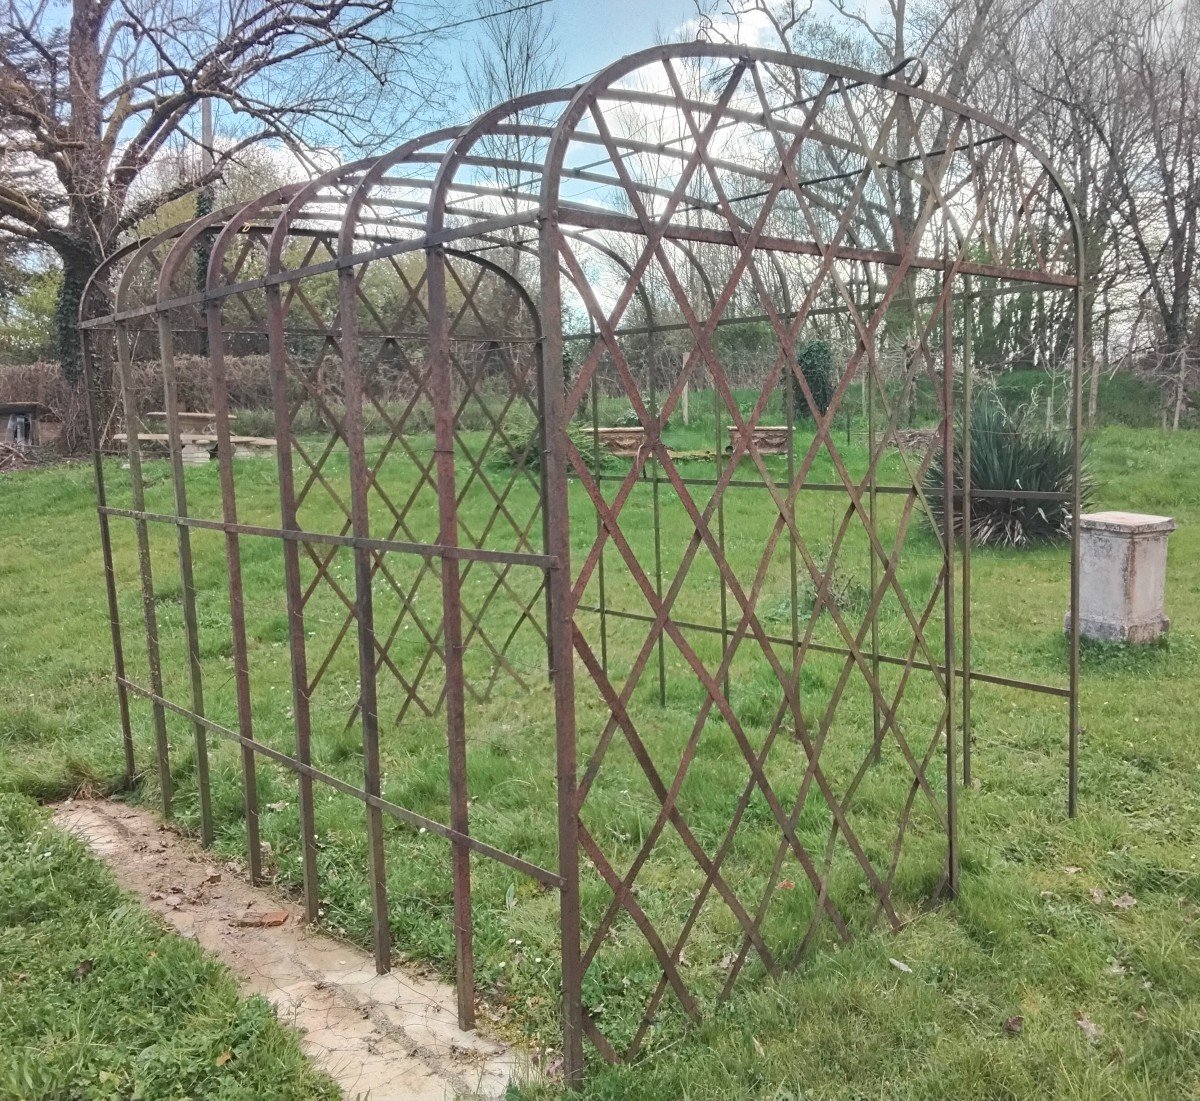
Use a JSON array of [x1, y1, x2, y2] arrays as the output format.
[[2, 421, 1199, 1099], [0, 793, 337, 1101]]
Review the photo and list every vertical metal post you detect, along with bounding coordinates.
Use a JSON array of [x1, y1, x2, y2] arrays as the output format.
[[205, 297, 263, 880], [649, 339, 666, 707], [266, 284, 321, 920], [114, 323, 173, 816], [1068, 281, 1084, 817], [714, 386, 730, 700], [427, 246, 475, 1026], [340, 264, 392, 974], [868, 339, 882, 762], [157, 317, 215, 848], [591, 359, 608, 676], [961, 276, 974, 788], [539, 211, 584, 1086], [942, 280, 959, 897], [81, 329, 136, 786], [786, 355, 801, 742]]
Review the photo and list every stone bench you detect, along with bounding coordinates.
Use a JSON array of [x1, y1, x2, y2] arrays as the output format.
[[726, 424, 791, 455], [114, 432, 277, 464], [593, 426, 648, 457]]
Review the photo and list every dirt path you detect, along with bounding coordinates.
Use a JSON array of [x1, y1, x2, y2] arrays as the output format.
[[55, 799, 527, 1101]]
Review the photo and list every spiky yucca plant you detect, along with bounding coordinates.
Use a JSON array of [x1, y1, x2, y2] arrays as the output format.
[[925, 393, 1093, 547]]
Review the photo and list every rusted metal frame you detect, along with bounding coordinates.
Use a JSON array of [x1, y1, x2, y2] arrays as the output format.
[[646, 323, 667, 707], [337, 229, 393, 975], [179, 186, 321, 912], [553, 114, 1002, 231], [1068, 276, 1084, 816], [571, 603, 832, 1009], [961, 275, 974, 786], [667, 455, 936, 964], [784, 321, 803, 745], [278, 355, 444, 699], [657, 56, 777, 705], [445, 280, 543, 557], [577, 435, 907, 933], [80, 324, 136, 785], [761, 142, 979, 688], [426, 238, 477, 1031], [939, 274, 960, 896], [998, 169, 1053, 275], [571, 492, 878, 996], [868, 335, 882, 761], [354, 563, 445, 727], [94, 508, 553, 567], [274, 194, 440, 746], [584, 474, 1071, 500], [86, 207, 525, 327], [679, 376, 953, 832], [726, 550, 945, 989], [572, 604, 1071, 698], [590, 349, 607, 675], [317, 334, 446, 702], [262, 276, 326, 920], [576, 825, 702, 1021], [111, 312, 174, 816], [114, 675, 563, 887], [442, 260, 544, 512], [437, 261, 551, 696], [564, 438, 883, 923], [154, 312, 216, 849], [866, 583, 950, 932], [819, 105, 968, 737], [535, 211, 585, 1086], [715, 477, 940, 969], [300, 540, 431, 713], [553, 236, 678, 681], [572, 595, 798, 978], [553, 80, 841, 616], [782, 447, 948, 956], [665, 60, 832, 699], [558, 208, 1076, 290], [556, 62, 754, 421], [544, 53, 939, 190], [626, 108, 949, 740]]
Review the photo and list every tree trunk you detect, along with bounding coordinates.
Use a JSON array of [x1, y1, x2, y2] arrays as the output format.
[[55, 244, 102, 385]]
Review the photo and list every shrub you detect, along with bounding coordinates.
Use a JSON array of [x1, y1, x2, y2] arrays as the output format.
[[792, 339, 837, 420], [492, 414, 620, 478], [925, 392, 1094, 547]]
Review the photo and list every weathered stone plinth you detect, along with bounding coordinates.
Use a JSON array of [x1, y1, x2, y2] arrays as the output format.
[[1066, 511, 1175, 643]]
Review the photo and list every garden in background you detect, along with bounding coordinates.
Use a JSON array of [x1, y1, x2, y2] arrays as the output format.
[[2, 362, 1198, 1099]]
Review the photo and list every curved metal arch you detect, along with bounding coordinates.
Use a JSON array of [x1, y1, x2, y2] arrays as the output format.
[[537, 42, 1082, 279]]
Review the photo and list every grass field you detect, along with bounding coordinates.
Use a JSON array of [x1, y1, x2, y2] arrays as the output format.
[[2, 411, 1199, 1100], [0, 793, 337, 1101]]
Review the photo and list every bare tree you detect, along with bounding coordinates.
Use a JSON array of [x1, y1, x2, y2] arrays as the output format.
[[0, 0, 465, 379]]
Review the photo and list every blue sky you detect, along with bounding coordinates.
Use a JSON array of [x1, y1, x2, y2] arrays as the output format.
[[549, 0, 701, 85]]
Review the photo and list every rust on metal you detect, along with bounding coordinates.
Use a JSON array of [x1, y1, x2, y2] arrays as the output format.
[[81, 43, 1084, 1086]]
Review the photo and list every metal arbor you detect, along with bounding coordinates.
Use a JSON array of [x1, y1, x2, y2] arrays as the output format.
[[82, 45, 1083, 1084]]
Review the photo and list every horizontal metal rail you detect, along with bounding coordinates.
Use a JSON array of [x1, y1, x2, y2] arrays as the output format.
[[117, 677, 565, 888], [98, 506, 557, 569], [576, 604, 1071, 698]]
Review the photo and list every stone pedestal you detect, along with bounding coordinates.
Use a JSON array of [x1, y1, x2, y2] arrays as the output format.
[[1066, 511, 1175, 643]]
